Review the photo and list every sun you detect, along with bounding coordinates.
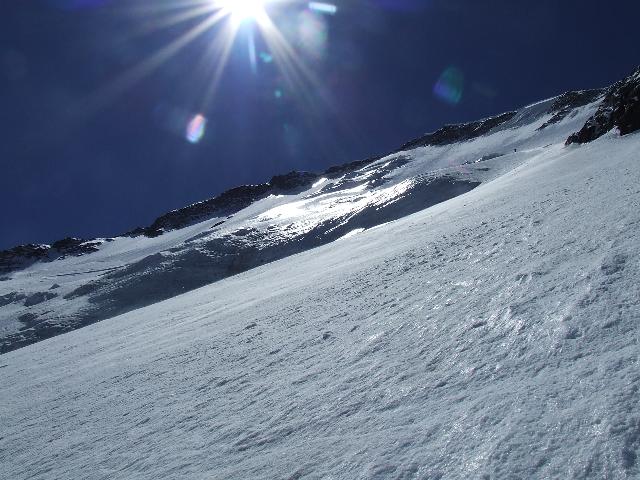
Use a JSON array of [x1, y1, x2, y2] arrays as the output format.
[[217, 0, 269, 23], [104, 0, 333, 126]]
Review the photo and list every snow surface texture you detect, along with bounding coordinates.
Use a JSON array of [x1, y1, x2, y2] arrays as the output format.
[[0, 90, 603, 353], [1, 108, 640, 476]]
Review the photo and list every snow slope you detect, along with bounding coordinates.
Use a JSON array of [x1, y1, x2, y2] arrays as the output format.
[[0, 90, 603, 353], [1, 128, 640, 477]]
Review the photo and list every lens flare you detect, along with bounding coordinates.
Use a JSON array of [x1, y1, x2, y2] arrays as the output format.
[[298, 10, 329, 60], [434, 67, 465, 105], [259, 51, 274, 63], [186, 113, 207, 144], [88, 0, 350, 153], [308, 2, 337, 15]]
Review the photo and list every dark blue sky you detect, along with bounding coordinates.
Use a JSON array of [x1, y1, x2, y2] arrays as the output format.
[[1, 0, 639, 249]]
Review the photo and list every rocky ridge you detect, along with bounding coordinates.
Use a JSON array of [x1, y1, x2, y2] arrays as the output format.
[[399, 111, 518, 151], [567, 67, 640, 144], [537, 89, 604, 131], [0, 239, 102, 275], [2, 67, 639, 276]]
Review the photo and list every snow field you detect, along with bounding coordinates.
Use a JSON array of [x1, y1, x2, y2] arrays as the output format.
[[1, 132, 639, 478]]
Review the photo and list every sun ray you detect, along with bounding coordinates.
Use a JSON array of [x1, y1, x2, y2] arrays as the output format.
[[255, 13, 366, 160], [196, 20, 240, 111], [88, 9, 228, 113], [132, 2, 219, 38], [254, 19, 341, 158], [124, 0, 214, 17], [76, 0, 360, 153]]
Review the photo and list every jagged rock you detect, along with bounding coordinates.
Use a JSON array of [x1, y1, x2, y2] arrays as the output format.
[[567, 67, 640, 144], [319, 155, 410, 194], [400, 111, 517, 150], [0, 244, 50, 274], [538, 89, 604, 130], [125, 227, 147, 238], [269, 171, 318, 190], [141, 172, 318, 237], [323, 156, 382, 179], [143, 184, 272, 237], [52, 237, 100, 256], [0, 238, 100, 274]]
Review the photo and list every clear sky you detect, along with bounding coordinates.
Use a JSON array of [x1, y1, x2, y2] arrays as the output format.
[[1, 0, 639, 249]]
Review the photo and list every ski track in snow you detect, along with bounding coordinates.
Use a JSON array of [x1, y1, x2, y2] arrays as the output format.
[[0, 132, 639, 478]]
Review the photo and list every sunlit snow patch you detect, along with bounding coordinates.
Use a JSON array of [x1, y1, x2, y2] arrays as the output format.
[[339, 228, 365, 240], [312, 177, 328, 188]]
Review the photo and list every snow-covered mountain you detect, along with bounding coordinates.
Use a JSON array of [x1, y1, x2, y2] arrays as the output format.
[[2, 69, 637, 356], [0, 67, 639, 479]]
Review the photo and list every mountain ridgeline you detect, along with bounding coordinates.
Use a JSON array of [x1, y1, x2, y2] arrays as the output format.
[[2, 67, 639, 273], [0, 66, 639, 354]]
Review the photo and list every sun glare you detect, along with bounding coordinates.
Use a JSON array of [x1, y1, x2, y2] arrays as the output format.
[[218, 0, 268, 23], [96, 0, 342, 144]]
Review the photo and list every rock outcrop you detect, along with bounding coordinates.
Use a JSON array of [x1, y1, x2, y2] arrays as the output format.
[[567, 67, 640, 144], [0, 244, 50, 274], [399, 111, 517, 150], [537, 89, 604, 131], [133, 171, 319, 237], [0, 239, 100, 274]]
